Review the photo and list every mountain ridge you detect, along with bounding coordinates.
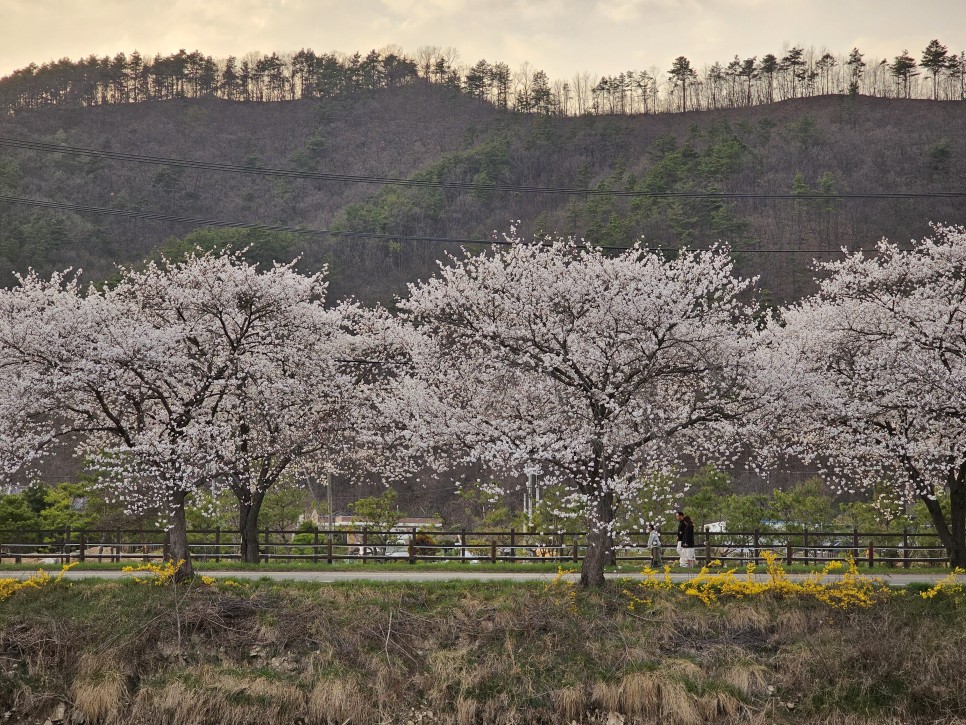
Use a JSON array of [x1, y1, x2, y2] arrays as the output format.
[[0, 84, 963, 303]]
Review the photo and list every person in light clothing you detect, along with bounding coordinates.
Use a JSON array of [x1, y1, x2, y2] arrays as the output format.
[[646, 524, 662, 567]]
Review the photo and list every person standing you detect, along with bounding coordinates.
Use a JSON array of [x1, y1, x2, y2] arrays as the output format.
[[647, 524, 662, 567], [679, 515, 696, 568], [675, 511, 686, 562]]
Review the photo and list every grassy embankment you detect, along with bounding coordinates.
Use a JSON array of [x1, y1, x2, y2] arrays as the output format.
[[0, 563, 965, 724]]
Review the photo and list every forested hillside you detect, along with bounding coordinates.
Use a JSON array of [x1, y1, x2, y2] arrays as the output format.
[[3, 41, 964, 115], [0, 81, 963, 303]]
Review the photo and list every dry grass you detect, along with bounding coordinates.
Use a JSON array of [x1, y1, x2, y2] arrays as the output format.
[[620, 672, 662, 717], [664, 658, 705, 683], [590, 681, 621, 712], [772, 608, 813, 642], [697, 690, 744, 721], [454, 695, 478, 724], [130, 667, 306, 725], [657, 680, 703, 725], [308, 677, 371, 724], [71, 653, 129, 724], [2, 580, 966, 724], [591, 670, 707, 724], [551, 685, 586, 721], [721, 660, 770, 698]]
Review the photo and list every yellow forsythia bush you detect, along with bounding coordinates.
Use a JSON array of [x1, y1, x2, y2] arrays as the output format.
[[0, 563, 76, 601], [919, 568, 965, 600], [121, 560, 237, 588], [628, 552, 887, 610], [122, 559, 186, 586]]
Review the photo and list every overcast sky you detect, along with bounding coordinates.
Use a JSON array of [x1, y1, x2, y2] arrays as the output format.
[[2, 0, 964, 80]]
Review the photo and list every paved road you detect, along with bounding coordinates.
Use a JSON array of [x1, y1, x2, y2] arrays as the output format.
[[22, 569, 956, 585]]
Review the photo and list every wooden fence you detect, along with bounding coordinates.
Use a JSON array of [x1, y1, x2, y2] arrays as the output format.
[[0, 526, 951, 568]]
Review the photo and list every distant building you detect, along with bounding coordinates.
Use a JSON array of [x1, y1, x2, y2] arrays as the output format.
[[300, 511, 443, 531], [333, 515, 444, 531]]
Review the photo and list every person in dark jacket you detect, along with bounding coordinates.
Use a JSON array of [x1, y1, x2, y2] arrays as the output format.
[[676, 511, 696, 568]]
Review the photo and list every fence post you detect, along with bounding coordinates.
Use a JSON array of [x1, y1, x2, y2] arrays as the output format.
[[362, 528, 368, 564], [326, 533, 333, 565], [852, 527, 859, 560], [753, 530, 760, 566], [786, 540, 793, 566], [490, 539, 497, 564], [114, 528, 122, 563], [163, 532, 170, 561], [460, 528, 467, 562], [867, 540, 875, 568], [313, 527, 319, 564], [558, 532, 565, 563], [903, 528, 910, 569], [704, 531, 712, 567], [78, 532, 86, 563], [215, 527, 222, 564], [262, 527, 270, 563], [803, 528, 810, 565], [408, 533, 416, 565], [572, 535, 579, 563], [141, 526, 148, 562]]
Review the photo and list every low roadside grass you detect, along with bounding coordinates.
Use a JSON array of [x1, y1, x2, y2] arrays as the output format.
[[0, 558, 954, 574], [0, 575, 965, 723], [0, 559, 584, 573]]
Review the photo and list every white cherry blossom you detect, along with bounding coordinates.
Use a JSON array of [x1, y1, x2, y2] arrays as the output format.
[[396, 233, 761, 586], [755, 225, 966, 566]]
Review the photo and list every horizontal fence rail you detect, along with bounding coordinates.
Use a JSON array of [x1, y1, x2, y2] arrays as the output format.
[[0, 527, 952, 568]]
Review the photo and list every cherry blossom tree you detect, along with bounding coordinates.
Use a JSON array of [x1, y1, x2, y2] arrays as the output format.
[[397, 235, 760, 587], [758, 225, 966, 566], [0, 270, 106, 483], [0, 252, 379, 576]]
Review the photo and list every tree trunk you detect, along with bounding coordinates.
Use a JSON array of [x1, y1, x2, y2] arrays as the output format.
[[238, 491, 266, 564], [167, 491, 194, 582], [949, 468, 966, 568], [580, 491, 615, 588], [920, 469, 966, 568]]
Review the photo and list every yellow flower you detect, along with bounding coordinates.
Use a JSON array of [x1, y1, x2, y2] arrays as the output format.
[[123, 559, 185, 586], [919, 570, 964, 600], [0, 563, 75, 601], [628, 552, 888, 610]]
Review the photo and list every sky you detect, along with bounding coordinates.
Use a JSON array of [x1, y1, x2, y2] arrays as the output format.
[[2, 0, 964, 81]]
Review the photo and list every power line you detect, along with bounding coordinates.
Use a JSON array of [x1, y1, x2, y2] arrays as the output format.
[[0, 193, 890, 254], [2, 135, 965, 200]]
